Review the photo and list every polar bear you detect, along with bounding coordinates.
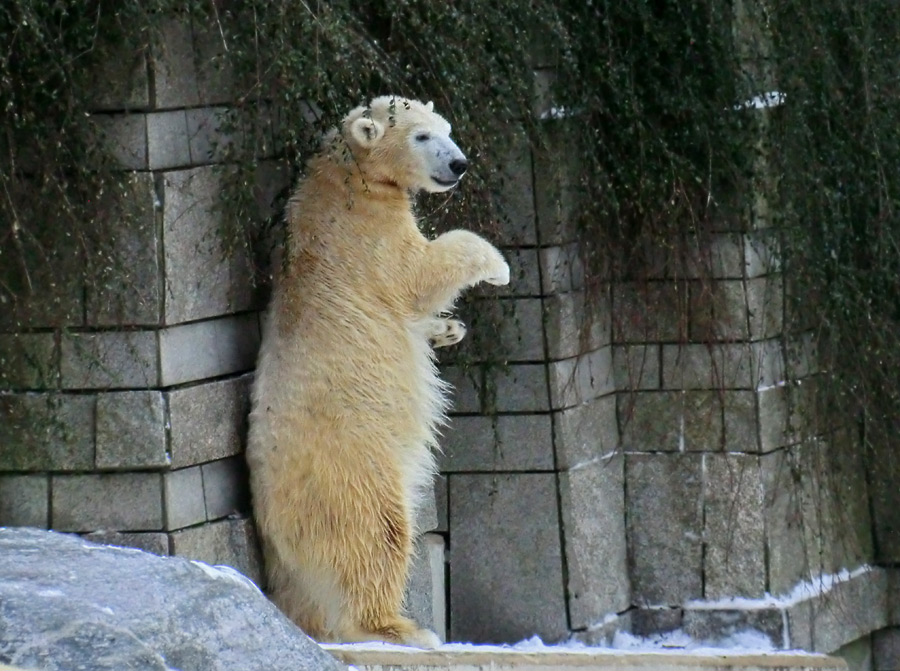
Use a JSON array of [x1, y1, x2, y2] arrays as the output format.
[[246, 96, 509, 648]]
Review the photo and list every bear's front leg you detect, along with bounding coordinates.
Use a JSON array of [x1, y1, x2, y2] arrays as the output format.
[[413, 229, 509, 316]]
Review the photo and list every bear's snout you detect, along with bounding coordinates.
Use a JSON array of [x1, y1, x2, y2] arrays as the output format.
[[449, 158, 468, 177]]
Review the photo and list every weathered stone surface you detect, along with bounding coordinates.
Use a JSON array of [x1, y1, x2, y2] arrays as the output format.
[[683, 609, 783, 648], [549, 348, 614, 410], [613, 345, 661, 391], [568, 612, 633, 647], [90, 43, 149, 111], [539, 244, 583, 294], [690, 278, 783, 342], [440, 365, 483, 414], [554, 395, 618, 469], [559, 456, 630, 628], [492, 132, 536, 246], [501, 248, 542, 297], [618, 391, 682, 452], [865, 418, 900, 564], [82, 530, 169, 556], [170, 516, 264, 588], [626, 454, 703, 605], [533, 126, 583, 246], [662, 343, 763, 390], [162, 167, 256, 323], [185, 107, 238, 164], [0, 528, 342, 671], [95, 391, 168, 469], [202, 457, 250, 520], [0, 333, 58, 389], [152, 17, 201, 108], [761, 448, 809, 596], [486, 364, 549, 413], [544, 292, 610, 361], [0, 393, 95, 471], [835, 636, 874, 671], [89, 113, 149, 170], [0, 474, 48, 527], [453, 298, 545, 363], [158, 314, 259, 387], [52, 473, 163, 532], [147, 110, 192, 169], [164, 467, 207, 531], [415, 478, 439, 534], [85, 172, 162, 326], [704, 454, 766, 599], [449, 473, 567, 643], [873, 627, 900, 671], [167, 374, 251, 468], [613, 282, 687, 343], [433, 474, 448, 533], [404, 533, 446, 643], [61, 331, 158, 389], [440, 414, 553, 472], [631, 608, 683, 636]]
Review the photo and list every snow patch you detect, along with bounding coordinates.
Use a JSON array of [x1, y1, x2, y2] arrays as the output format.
[[37, 589, 64, 598], [190, 561, 262, 594], [733, 91, 786, 111]]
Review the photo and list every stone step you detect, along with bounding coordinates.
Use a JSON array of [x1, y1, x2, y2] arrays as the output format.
[[323, 645, 848, 671]]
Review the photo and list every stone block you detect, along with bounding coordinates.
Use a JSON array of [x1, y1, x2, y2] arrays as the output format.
[[415, 478, 439, 533], [452, 298, 545, 364], [631, 608, 683, 636], [0, 187, 85, 328], [549, 347, 614, 410], [202, 457, 249, 520], [569, 612, 633, 646], [613, 345, 660, 391], [0, 474, 49, 527], [836, 636, 874, 671], [761, 448, 810, 596], [449, 473, 567, 643], [95, 391, 168, 469], [82, 530, 169, 556], [485, 364, 549, 413], [560, 456, 629, 628], [786, 331, 819, 379], [690, 277, 783, 342], [873, 628, 900, 671], [613, 282, 687, 343], [502, 248, 542, 297], [0, 393, 94, 471], [554, 395, 618, 469], [440, 365, 483, 413], [491, 131, 536, 246], [52, 473, 163, 532], [169, 516, 264, 587], [722, 390, 759, 452], [164, 466, 206, 531], [404, 533, 446, 643], [194, 24, 240, 105], [433, 474, 448, 533], [440, 414, 554, 472], [158, 314, 260, 387], [185, 106, 238, 164], [151, 17, 200, 108], [61, 331, 158, 389], [757, 385, 792, 453], [0, 333, 58, 389], [544, 292, 610, 361], [84, 172, 162, 326], [162, 167, 256, 324], [87, 113, 148, 170], [147, 110, 191, 169], [626, 454, 703, 605], [533, 126, 583, 245], [618, 391, 682, 452], [662, 343, 762, 390], [540, 244, 583, 294], [90, 43, 149, 111], [703, 454, 766, 599], [167, 374, 251, 468], [682, 609, 783, 648]]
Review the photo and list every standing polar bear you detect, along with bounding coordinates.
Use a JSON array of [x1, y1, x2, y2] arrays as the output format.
[[246, 96, 509, 648]]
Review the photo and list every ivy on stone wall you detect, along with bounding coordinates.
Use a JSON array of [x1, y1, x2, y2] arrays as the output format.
[[2, 0, 899, 544]]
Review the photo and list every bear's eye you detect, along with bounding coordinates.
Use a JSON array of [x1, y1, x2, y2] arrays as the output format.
[[415, 133, 431, 142]]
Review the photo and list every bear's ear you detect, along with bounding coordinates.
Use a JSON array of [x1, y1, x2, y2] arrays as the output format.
[[349, 117, 385, 148], [425, 101, 434, 112]]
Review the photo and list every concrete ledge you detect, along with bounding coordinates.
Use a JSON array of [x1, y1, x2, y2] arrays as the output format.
[[324, 645, 846, 671]]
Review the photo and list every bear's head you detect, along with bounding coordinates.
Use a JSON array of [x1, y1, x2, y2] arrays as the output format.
[[340, 96, 468, 194]]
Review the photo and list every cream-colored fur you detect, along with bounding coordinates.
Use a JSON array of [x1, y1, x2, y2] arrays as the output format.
[[246, 96, 509, 648]]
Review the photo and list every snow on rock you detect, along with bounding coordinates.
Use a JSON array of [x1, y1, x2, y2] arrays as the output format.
[[0, 527, 345, 671]]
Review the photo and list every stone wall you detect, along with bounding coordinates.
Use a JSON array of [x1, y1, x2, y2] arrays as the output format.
[[0, 11, 896, 657]]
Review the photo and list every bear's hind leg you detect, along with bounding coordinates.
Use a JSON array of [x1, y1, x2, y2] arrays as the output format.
[[333, 487, 440, 648]]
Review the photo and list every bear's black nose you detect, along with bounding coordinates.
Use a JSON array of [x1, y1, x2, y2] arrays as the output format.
[[449, 159, 468, 176]]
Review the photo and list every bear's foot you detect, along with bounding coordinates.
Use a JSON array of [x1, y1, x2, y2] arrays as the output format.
[[340, 616, 441, 649], [428, 317, 466, 348]]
